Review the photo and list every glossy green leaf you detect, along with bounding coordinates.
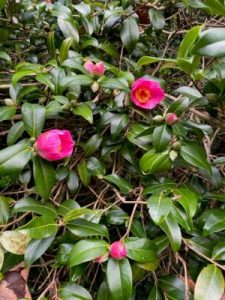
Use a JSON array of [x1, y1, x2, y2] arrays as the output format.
[[120, 18, 139, 52], [152, 125, 171, 152], [203, 210, 225, 235], [148, 286, 162, 300], [180, 142, 211, 173], [77, 160, 90, 186], [13, 197, 58, 218], [175, 187, 198, 218], [178, 25, 202, 59], [137, 56, 176, 67], [73, 103, 93, 124], [125, 237, 157, 262], [149, 9, 165, 30], [194, 265, 224, 300], [33, 156, 55, 200], [67, 219, 109, 238], [159, 213, 181, 252], [167, 97, 189, 116], [97, 281, 112, 300], [18, 216, 58, 239], [59, 282, 93, 300], [59, 37, 73, 63], [0, 106, 16, 122], [158, 275, 186, 300], [84, 134, 103, 156], [64, 207, 95, 223], [67, 170, 79, 194], [212, 241, 225, 260], [104, 174, 133, 194], [147, 195, 173, 225], [107, 258, 132, 300], [25, 234, 55, 266], [0, 140, 31, 176], [0, 196, 11, 225], [68, 239, 109, 267], [99, 78, 130, 93], [22, 103, 45, 137], [7, 121, 25, 146], [58, 18, 79, 43], [192, 28, 225, 57], [139, 150, 172, 174]]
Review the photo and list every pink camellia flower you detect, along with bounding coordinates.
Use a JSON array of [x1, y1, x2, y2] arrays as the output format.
[[131, 78, 165, 110], [165, 113, 178, 125], [36, 129, 75, 161], [84, 60, 105, 76], [109, 241, 127, 260]]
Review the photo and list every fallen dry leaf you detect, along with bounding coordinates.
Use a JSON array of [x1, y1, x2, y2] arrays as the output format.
[[0, 263, 31, 300]]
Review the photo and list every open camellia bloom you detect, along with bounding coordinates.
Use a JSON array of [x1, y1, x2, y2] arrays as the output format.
[[84, 60, 105, 76], [109, 241, 127, 260], [131, 78, 165, 109], [36, 129, 75, 161]]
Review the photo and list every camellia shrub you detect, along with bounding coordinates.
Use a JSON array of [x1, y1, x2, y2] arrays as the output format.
[[1, 0, 225, 299]]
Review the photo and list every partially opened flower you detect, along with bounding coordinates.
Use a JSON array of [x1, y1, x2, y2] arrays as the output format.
[[36, 129, 75, 161], [84, 60, 105, 76], [131, 78, 165, 110], [109, 241, 127, 260]]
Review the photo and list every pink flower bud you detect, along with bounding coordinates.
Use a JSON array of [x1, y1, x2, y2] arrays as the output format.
[[36, 129, 75, 161], [109, 241, 127, 260], [165, 113, 178, 125], [84, 61, 95, 75], [84, 60, 105, 76], [94, 62, 105, 76]]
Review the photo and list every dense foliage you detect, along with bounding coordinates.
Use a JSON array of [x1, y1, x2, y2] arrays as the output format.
[[1, 0, 225, 299]]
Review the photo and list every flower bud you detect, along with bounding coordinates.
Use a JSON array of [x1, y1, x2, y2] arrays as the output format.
[[4, 98, 16, 106], [91, 81, 100, 93], [35, 129, 75, 161], [169, 150, 178, 161], [172, 141, 181, 150], [109, 241, 127, 260], [153, 115, 164, 123], [165, 113, 178, 125]]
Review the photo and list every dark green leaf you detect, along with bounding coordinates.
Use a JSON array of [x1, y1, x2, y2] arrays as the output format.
[[147, 195, 172, 225], [13, 197, 58, 218], [59, 282, 93, 300], [192, 28, 225, 57], [22, 103, 45, 137], [25, 234, 55, 266], [0, 106, 16, 122], [67, 219, 109, 239], [139, 150, 172, 174], [33, 156, 55, 200], [152, 125, 171, 152], [7, 121, 25, 146], [0, 196, 11, 225], [104, 174, 133, 194], [120, 18, 139, 52], [159, 213, 181, 252], [180, 142, 211, 173], [18, 216, 58, 239], [149, 9, 165, 30], [0, 140, 31, 176], [68, 239, 109, 267], [107, 258, 132, 300], [73, 103, 93, 124]]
